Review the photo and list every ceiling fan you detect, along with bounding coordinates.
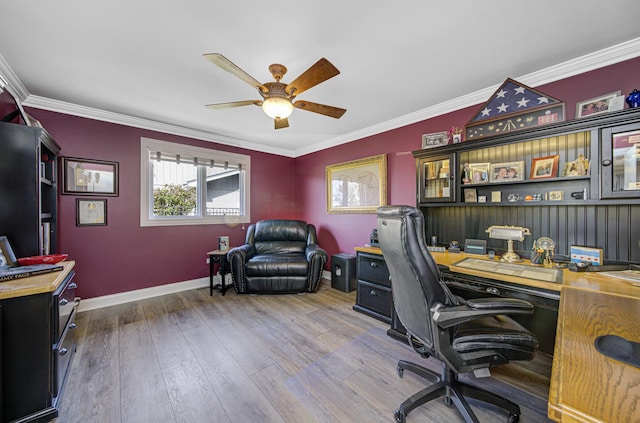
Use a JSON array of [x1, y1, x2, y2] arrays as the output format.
[[204, 53, 346, 129]]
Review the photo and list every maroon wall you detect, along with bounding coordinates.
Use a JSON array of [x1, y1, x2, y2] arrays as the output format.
[[24, 55, 640, 299], [25, 110, 298, 299], [296, 57, 640, 260]]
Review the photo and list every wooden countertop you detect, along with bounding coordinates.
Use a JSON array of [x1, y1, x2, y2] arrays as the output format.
[[0, 261, 75, 300], [355, 246, 640, 298]]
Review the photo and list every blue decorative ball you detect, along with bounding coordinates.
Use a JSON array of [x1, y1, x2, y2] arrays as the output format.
[[626, 89, 640, 108]]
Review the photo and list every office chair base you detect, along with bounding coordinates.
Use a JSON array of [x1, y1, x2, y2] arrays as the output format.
[[394, 361, 520, 423], [397, 360, 439, 383]]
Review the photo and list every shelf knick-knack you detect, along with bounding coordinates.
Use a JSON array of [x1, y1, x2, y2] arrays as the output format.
[[626, 89, 640, 108]]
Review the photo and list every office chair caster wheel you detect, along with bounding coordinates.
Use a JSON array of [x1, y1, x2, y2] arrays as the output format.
[[507, 413, 520, 423], [397, 364, 404, 378], [394, 409, 406, 423]]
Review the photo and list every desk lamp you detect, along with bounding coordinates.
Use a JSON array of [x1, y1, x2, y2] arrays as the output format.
[[485, 225, 531, 262]]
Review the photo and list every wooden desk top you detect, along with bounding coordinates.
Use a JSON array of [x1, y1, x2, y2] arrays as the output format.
[[0, 261, 75, 300], [355, 246, 640, 298]]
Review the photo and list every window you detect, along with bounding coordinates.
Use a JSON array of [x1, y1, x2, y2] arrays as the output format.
[[140, 137, 250, 226]]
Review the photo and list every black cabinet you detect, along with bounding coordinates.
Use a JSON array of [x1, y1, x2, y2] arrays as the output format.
[[353, 251, 392, 323], [0, 266, 78, 422], [0, 122, 60, 258]]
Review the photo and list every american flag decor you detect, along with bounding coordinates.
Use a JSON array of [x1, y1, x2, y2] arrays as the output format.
[[465, 78, 565, 140]]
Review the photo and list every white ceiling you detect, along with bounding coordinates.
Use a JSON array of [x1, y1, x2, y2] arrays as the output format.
[[1, 1, 639, 157]]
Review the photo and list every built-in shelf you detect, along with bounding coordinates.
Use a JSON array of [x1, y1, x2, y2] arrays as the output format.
[[461, 175, 590, 189], [413, 108, 640, 264]]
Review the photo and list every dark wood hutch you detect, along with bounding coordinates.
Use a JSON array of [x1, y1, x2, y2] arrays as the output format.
[[412, 107, 640, 264]]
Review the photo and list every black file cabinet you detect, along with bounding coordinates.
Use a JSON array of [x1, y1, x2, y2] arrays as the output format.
[[353, 251, 392, 323]]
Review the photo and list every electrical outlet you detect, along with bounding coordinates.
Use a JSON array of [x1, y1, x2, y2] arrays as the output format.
[[206, 258, 210, 264]]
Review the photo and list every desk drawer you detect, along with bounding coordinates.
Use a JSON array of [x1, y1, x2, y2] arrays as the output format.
[[53, 309, 77, 399], [356, 280, 392, 320], [54, 271, 77, 341], [357, 253, 390, 287]]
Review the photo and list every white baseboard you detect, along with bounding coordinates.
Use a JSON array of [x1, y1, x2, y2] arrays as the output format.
[[78, 271, 333, 312], [77, 276, 209, 312], [322, 269, 331, 281]]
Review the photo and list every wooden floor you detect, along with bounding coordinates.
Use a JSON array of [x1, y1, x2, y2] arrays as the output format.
[[56, 280, 553, 423]]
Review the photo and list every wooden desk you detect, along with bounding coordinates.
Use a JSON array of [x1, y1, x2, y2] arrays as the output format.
[[0, 261, 78, 422], [356, 246, 640, 422], [0, 261, 75, 299], [356, 247, 562, 353], [548, 281, 640, 422], [356, 246, 638, 294]]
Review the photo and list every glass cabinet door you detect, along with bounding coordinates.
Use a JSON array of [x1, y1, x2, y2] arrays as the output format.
[[601, 123, 640, 199], [417, 154, 455, 203]]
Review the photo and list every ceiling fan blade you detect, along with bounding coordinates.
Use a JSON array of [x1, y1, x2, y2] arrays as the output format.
[[206, 100, 260, 109], [286, 58, 340, 96], [294, 101, 346, 119], [274, 117, 289, 129], [203, 53, 267, 92]]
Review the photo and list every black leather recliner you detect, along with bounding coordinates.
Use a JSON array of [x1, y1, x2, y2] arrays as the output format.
[[227, 219, 327, 294], [377, 205, 538, 423]]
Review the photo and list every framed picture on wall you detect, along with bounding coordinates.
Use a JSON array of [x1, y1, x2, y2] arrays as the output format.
[[326, 154, 387, 214], [62, 157, 119, 196], [76, 199, 107, 226]]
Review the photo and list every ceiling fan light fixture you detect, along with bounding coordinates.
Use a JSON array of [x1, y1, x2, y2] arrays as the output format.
[[262, 97, 293, 119]]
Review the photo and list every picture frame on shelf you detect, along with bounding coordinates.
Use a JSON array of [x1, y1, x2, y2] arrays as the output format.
[[421, 131, 450, 149], [0, 236, 17, 268], [462, 162, 490, 184], [326, 154, 387, 214], [576, 91, 622, 118], [561, 155, 590, 177], [464, 188, 477, 203], [548, 191, 564, 201], [76, 198, 107, 226], [62, 157, 119, 196], [489, 161, 525, 182], [530, 155, 559, 179]]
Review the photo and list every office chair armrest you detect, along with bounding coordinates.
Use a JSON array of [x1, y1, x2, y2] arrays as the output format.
[[466, 297, 533, 310], [432, 299, 534, 329]]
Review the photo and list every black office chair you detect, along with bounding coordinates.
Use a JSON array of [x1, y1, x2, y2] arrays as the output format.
[[377, 206, 538, 423]]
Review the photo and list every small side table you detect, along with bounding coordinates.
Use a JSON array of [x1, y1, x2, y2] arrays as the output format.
[[207, 250, 231, 296]]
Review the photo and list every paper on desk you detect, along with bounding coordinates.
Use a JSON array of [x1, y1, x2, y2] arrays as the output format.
[[600, 270, 640, 286]]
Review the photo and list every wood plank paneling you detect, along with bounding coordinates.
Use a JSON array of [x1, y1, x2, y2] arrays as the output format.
[[424, 204, 640, 262]]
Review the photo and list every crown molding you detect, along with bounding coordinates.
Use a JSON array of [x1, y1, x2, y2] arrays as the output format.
[[0, 55, 30, 101], [293, 37, 640, 157], [21, 96, 296, 157], [4, 37, 640, 158]]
